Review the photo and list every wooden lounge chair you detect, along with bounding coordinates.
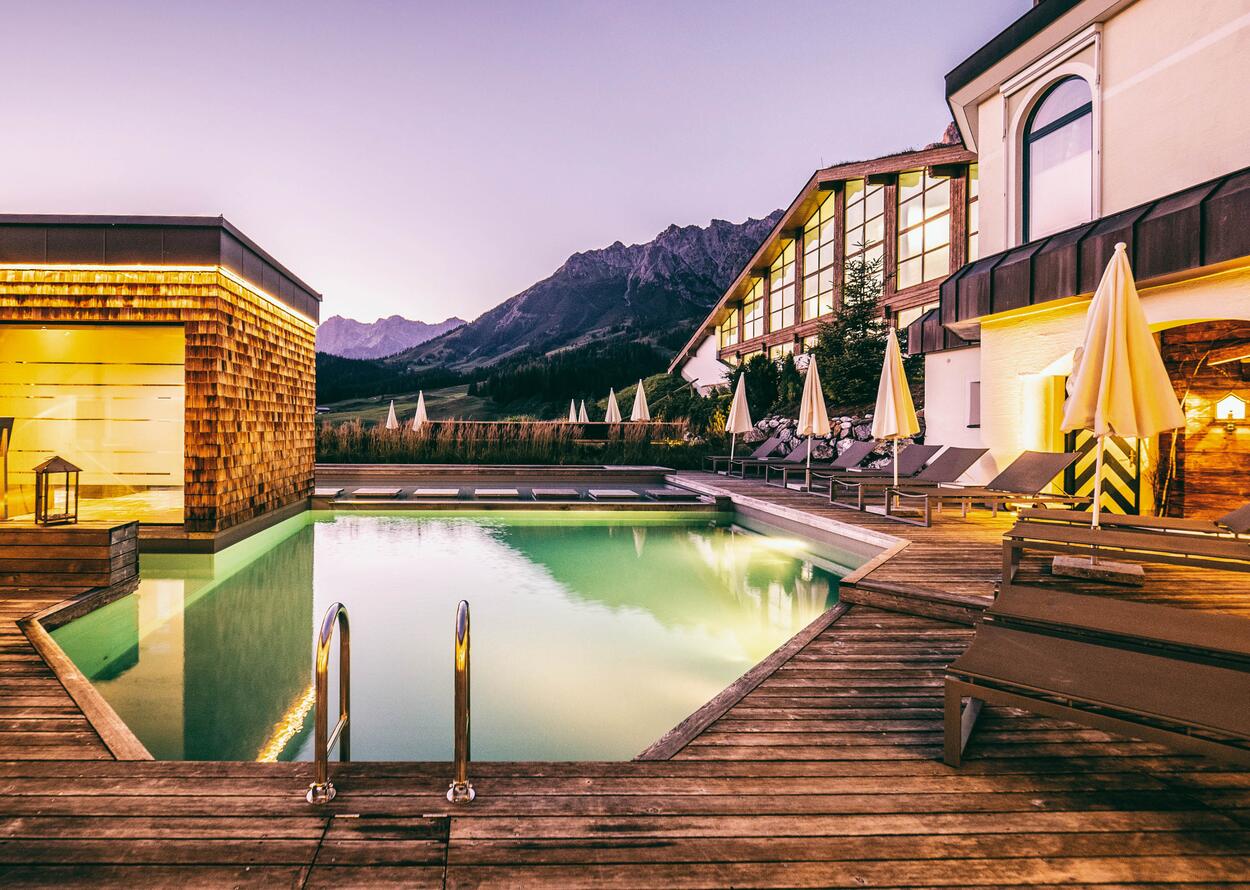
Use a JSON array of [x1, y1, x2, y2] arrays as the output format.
[[1018, 503, 1250, 537], [829, 446, 987, 510], [531, 487, 581, 501], [945, 583, 1250, 767], [726, 438, 811, 478], [313, 487, 344, 499], [644, 488, 702, 502], [473, 488, 520, 499], [411, 488, 461, 499], [351, 487, 403, 499], [767, 439, 883, 489], [703, 436, 781, 474], [883, 451, 1083, 526], [1003, 517, 1250, 582], [588, 489, 644, 501]]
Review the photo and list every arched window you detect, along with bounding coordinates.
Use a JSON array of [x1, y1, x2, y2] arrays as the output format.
[[1023, 76, 1093, 240]]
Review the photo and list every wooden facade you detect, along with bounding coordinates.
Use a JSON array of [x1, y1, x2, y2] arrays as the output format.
[[671, 141, 976, 374], [0, 265, 317, 535]]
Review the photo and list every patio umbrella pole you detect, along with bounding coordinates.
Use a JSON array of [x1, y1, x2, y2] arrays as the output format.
[[1091, 435, 1106, 565], [893, 438, 899, 488], [730, 432, 736, 462], [806, 436, 812, 491]]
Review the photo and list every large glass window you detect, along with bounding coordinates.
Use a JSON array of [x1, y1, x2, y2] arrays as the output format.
[[768, 242, 796, 332], [0, 324, 185, 524], [967, 163, 980, 261], [768, 342, 794, 361], [843, 178, 885, 278], [718, 308, 739, 349], [802, 191, 837, 319], [896, 169, 951, 290], [741, 279, 765, 341], [1024, 76, 1093, 240]]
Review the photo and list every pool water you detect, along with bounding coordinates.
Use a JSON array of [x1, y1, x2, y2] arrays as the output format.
[[53, 511, 858, 762]]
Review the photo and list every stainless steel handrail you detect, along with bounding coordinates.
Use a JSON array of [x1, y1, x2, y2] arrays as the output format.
[[447, 599, 475, 803], [306, 602, 350, 804]]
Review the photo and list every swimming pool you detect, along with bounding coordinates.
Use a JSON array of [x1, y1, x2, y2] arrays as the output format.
[[52, 511, 861, 761]]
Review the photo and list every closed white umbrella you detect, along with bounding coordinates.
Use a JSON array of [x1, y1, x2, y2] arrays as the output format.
[[630, 380, 651, 422], [796, 357, 832, 490], [725, 373, 753, 461], [568, 399, 578, 423], [605, 389, 622, 423], [1061, 242, 1185, 533], [871, 328, 920, 487], [411, 391, 428, 431], [578, 400, 589, 423], [384, 399, 399, 430]]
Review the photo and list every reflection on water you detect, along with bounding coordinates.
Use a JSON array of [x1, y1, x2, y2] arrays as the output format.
[[53, 512, 853, 761]]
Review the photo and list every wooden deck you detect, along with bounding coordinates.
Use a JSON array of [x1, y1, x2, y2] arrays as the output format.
[[2, 473, 1250, 886]]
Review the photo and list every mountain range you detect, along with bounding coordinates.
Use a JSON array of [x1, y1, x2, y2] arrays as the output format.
[[316, 314, 465, 359]]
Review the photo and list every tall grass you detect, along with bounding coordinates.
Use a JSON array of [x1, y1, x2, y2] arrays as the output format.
[[316, 419, 719, 468]]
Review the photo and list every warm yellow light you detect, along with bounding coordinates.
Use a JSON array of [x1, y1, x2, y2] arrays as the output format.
[[1216, 393, 1247, 421], [256, 683, 316, 762]]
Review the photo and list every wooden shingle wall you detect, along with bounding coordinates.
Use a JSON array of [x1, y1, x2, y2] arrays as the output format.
[[0, 268, 316, 532]]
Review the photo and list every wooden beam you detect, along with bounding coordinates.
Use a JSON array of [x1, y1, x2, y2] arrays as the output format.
[[817, 180, 843, 192], [928, 163, 967, 179], [1206, 342, 1250, 366], [867, 172, 897, 186]]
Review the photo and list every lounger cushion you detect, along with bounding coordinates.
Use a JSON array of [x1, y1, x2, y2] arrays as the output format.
[[645, 489, 701, 501], [474, 488, 519, 498], [588, 489, 642, 499], [412, 488, 461, 498], [313, 488, 343, 498], [532, 488, 581, 500], [351, 488, 402, 498]]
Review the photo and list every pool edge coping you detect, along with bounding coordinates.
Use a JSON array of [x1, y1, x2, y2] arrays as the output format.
[[20, 583, 155, 762]]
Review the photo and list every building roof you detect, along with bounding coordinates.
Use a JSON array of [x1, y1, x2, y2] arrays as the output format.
[[0, 214, 321, 321], [945, 0, 1084, 97], [928, 164, 1250, 346], [668, 142, 975, 374]]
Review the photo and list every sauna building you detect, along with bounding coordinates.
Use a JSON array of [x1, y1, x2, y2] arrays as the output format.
[[0, 215, 319, 544], [912, 0, 1250, 517], [670, 137, 978, 392]]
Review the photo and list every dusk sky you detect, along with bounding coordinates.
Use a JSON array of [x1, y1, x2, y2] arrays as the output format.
[[4, 0, 1029, 324]]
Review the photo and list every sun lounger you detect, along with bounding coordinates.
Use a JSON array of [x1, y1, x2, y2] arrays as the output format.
[[531, 488, 582, 500], [313, 487, 344, 498], [411, 488, 461, 498], [780, 442, 940, 493], [473, 488, 520, 499], [1019, 503, 1250, 537], [945, 583, 1250, 767], [350, 487, 402, 498], [703, 436, 781, 474], [829, 446, 987, 509], [727, 438, 811, 478], [644, 488, 702, 502], [882, 451, 1083, 526], [1003, 517, 1250, 582], [588, 489, 643, 500], [767, 439, 882, 489]]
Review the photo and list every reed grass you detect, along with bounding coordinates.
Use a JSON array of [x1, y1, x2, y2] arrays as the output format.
[[316, 419, 719, 468]]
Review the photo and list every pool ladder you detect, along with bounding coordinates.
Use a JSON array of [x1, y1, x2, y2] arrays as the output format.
[[305, 600, 475, 805]]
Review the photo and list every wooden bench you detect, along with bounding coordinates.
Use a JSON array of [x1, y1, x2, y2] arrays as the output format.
[[1003, 519, 1250, 582], [945, 584, 1250, 767]]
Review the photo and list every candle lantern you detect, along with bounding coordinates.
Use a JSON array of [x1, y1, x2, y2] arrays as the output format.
[[33, 456, 81, 526]]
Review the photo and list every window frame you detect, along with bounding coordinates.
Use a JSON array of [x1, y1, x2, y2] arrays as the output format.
[[895, 169, 952, 291], [1021, 75, 1093, 243], [768, 241, 796, 333], [802, 190, 838, 320]]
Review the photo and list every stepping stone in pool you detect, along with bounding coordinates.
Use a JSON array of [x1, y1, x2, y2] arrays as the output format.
[[412, 488, 461, 498], [313, 487, 344, 498], [532, 488, 581, 500], [588, 489, 643, 500], [351, 487, 403, 498], [644, 488, 702, 502], [474, 488, 520, 499]]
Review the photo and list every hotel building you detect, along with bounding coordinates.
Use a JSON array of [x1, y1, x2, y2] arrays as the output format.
[[0, 215, 319, 546], [670, 138, 978, 392], [915, 0, 1250, 518]]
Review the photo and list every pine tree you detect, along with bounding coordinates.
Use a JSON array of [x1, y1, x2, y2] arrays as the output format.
[[810, 254, 893, 408]]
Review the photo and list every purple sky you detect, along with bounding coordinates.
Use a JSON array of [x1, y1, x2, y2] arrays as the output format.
[[4, 0, 1029, 323]]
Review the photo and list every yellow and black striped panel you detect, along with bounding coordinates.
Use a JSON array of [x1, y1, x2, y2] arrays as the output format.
[[1064, 431, 1141, 515]]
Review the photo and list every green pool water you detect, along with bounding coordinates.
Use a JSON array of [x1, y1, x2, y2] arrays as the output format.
[[53, 511, 861, 762]]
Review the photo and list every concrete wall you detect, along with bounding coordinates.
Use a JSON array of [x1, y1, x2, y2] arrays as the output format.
[[974, 0, 1250, 254], [921, 347, 996, 482]]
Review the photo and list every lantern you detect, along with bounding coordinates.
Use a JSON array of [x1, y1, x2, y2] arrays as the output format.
[[33, 456, 81, 526], [0, 417, 11, 521]]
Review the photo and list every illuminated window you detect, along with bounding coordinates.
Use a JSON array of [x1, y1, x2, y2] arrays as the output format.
[[967, 163, 980, 261], [768, 242, 796, 332], [1024, 76, 1093, 240], [801, 334, 820, 351], [802, 191, 837, 319], [1216, 393, 1247, 421], [894, 300, 940, 332], [718, 308, 739, 349], [769, 341, 794, 361], [844, 178, 885, 279], [741, 279, 765, 340], [896, 169, 951, 290]]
